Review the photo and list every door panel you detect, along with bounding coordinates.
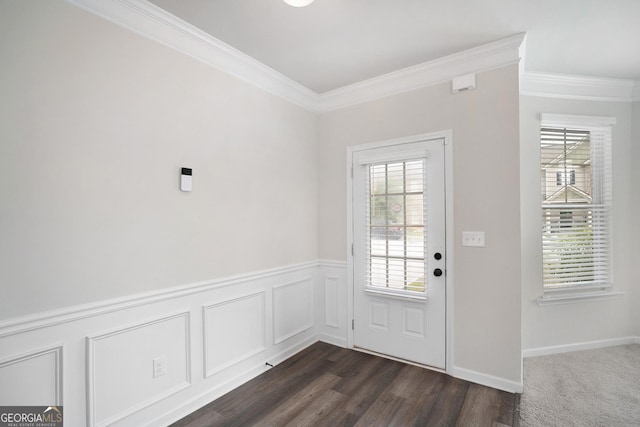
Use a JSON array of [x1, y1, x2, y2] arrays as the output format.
[[352, 139, 445, 369]]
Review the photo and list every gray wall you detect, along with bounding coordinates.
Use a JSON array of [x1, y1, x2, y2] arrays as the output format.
[[318, 65, 523, 384], [0, 1, 319, 320], [519, 95, 636, 350]]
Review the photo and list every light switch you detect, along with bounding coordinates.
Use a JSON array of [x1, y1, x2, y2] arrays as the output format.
[[462, 231, 485, 247]]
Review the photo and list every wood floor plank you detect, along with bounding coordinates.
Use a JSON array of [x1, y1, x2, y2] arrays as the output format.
[[353, 392, 407, 427], [456, 383, 502, 427], [283, 389, 345, 427], [256, 373, 342, 426], [170, 342, 518, 427], [341, 357, 405, 417], [417, 375, 470, 426], [171, 410, 226, 427]]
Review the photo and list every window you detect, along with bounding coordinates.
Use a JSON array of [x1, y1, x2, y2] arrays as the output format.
[[366, 159, 426, 293], [540, 114, 614, 293]]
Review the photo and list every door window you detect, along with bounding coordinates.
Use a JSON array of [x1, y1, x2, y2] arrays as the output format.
[[366, 160, 426, 293]]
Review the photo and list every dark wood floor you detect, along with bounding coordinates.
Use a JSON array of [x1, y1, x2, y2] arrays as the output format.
[[171, 342, 519, 427]]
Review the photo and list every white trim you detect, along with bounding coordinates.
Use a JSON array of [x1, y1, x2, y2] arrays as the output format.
[[316, 335, 348, 348], [65, 0, 318, 111], [202, 290, 267, 378], [272, 278, 314, 344], [317, 33, 526, 112], [353, 347, 446, 374], [85, 311, 192, 427], [346, 130, 454, 371], [148, 334, 318, 427], [521, 72, 638, 103], [64, 0, 524, 112], [523, 336, 640, 358], [450, 365, 523, 394], [536, 291, 624, 306], [0, 345, 64, 405], [324, 276, 340, 328], [364, 288, 428, 302], [0, 260, 318, 339], [317, 259, 348, 269], [540, 113, 616, 128]]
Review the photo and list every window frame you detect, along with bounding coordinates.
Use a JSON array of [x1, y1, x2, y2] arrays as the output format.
[[538, 114, 617, 303]]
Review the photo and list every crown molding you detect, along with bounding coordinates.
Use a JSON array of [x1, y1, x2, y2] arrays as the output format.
[[317, 33, 526, 112], [66, 0, 319, 111], [520, 72, 638, 103], [66, 0, 527, 112]]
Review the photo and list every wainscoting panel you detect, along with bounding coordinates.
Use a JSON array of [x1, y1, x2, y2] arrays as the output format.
[[324, 276, 340, 328], [86, 312, 191, 427], [273, 278, 314, 344], [0, 261, 349, 426], [203, 291, 266, 377], [0, 345, 62, 406]]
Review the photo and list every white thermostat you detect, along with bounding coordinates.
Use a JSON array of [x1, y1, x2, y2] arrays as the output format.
[[180, 167, 192, 192]]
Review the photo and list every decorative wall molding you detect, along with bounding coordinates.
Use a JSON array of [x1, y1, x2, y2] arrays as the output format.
[[65, 0, 318, 110], [317, 33, 526, 111], [0, 260, 319, 339], [0, 345, 63, 405], [324, 277, 340, 328], [521, 71, 638, 102], [85, 311, 191, 427], [0, 259, 533, 424], [273, 278, 314, 344], [0, 260, 338, 425], [149, 334, 319, 426], [65, 0, 525, 112], [522, 336, 640, 358], [202, 291, 266, 377]]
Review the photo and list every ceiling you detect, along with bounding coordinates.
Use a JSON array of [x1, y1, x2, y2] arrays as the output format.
[[148, 0, 640, 94]]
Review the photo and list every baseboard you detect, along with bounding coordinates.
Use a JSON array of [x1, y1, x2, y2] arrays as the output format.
[[523, 336, 640, 358], [150, 335, 320, 426], [451, 366, 523, 394], [316, 333, 348, 349], [0, 260, 345, 426]]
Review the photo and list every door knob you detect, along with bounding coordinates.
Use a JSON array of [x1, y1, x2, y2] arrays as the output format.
[[434, 268, 443, 277]]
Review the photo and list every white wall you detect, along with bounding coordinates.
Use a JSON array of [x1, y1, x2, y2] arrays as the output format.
[[0, 3, 351, 425], [318, 65, 523, 387], [520, 95, 636, 351], [633, 101, 640, 337], [0, 0, 318, 320]]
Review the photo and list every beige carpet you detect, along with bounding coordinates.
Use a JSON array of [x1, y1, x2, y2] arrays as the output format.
[[520, 344, 640, 426]]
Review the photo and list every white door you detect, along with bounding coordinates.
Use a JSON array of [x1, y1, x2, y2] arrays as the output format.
[[352, 138, 446, 369]]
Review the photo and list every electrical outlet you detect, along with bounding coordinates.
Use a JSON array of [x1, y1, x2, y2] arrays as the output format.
[[153, 356, 167, 378]]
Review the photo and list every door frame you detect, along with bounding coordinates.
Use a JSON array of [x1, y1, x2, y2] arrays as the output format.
[[346, 130, 454, 372]]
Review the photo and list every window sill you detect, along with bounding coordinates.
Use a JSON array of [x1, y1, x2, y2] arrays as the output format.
[[364, 288, 428, 302], [537, 290, 624, 306]]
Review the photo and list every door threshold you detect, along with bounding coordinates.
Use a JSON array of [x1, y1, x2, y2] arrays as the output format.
[[353, 346, 446, 374]]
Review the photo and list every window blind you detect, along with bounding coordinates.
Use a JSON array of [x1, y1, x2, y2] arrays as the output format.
[[364, 159, 427, 293], [540, 125, 612, 291]]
